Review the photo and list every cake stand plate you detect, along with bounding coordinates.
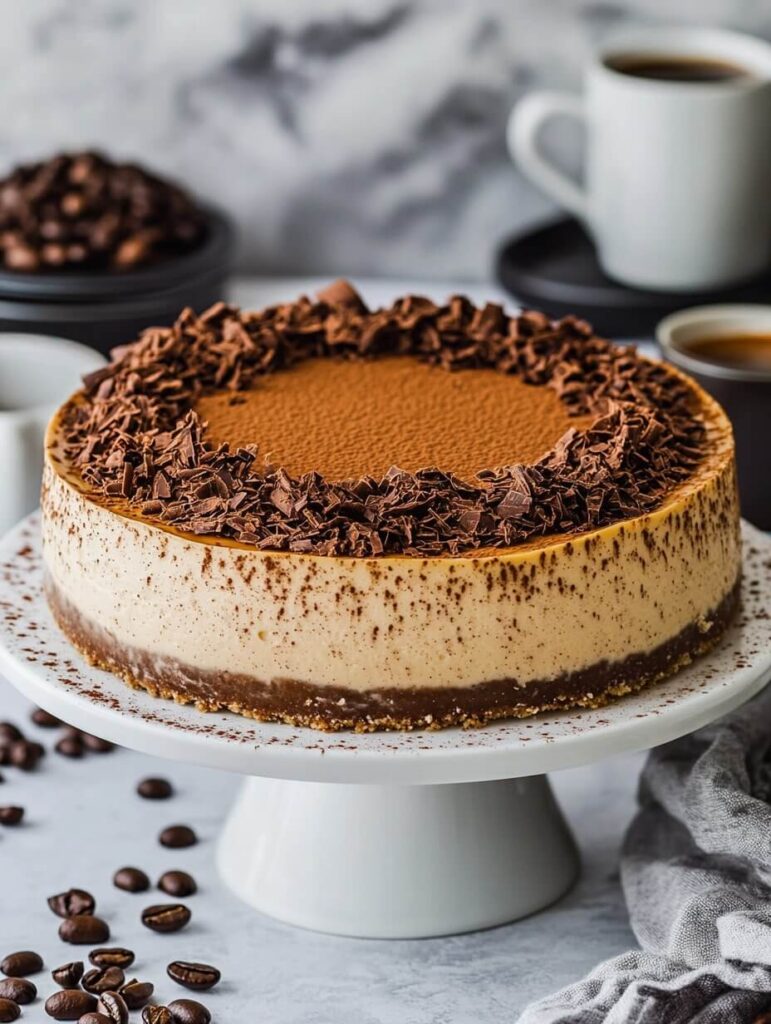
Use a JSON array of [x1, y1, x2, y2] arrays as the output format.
[[1, 516, 770, 938]]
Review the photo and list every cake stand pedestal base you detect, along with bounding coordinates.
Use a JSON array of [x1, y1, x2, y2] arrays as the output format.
[[217, 774, 579, 938]]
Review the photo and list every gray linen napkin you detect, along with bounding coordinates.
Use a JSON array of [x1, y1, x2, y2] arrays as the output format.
[[519, 683, 771, 1024]]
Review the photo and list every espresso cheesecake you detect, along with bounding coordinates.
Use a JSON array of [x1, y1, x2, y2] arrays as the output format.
[[41, 281, 741, 731]]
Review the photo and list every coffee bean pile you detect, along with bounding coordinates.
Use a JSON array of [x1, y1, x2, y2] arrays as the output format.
[[0, 151, 206, 273], [2, 750, 218, 1022]]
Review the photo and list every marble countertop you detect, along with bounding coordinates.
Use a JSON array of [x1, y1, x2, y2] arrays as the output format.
[[0, 277, 645, 1022]]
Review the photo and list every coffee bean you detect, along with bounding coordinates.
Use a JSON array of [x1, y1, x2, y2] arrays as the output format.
[[80, 734, 114, 754], [166, 962, 220, 992], [42, 242, 67, 266], [44, 988, 97, 1019], [168, 1000, 211, 1024], [59, 915, 110, 945], [0, 807, 23, 826], [52, 961, 84, 987], [142, 1008, 172, 1024], [0, 723, 22, 744], [119, 979, 153, 1010], [79, 1015, 112, 1024], [140, 903, 191, 934], [159, 825, 196, 849], [82, 967, 125, 995], [0, 977, 36, 1003], [0, 998, 19, 1023], [9, 739, 43, 770], [55, 735, 84, 759], [97, 990, 128, 1024], [5, 243, 39, 271], [31, 707, 62, 728], [1, 950, 43, 976], [113, 866, 149, 893], [158, 871, 196, 898], [137, 777, 173, 800], [48, 888, 96, 918], [88, 950, 134, 970]]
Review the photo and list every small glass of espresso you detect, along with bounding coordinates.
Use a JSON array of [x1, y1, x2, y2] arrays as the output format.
[[657, 305, 771, 529]]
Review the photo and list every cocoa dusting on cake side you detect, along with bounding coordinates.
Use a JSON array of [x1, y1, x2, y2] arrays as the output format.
[[46, 573, 740, 732], [57, 280, 705, 557]]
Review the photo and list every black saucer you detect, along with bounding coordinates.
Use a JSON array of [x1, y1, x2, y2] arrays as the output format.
[[495, 218, 771, 338]]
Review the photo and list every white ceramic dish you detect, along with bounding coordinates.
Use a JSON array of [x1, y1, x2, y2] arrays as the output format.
[[657, 302, 771, 381]]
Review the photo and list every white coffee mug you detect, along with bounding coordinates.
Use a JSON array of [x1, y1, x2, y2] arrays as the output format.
[[0, 334, 105, 537], [508, 28, 771, 292]]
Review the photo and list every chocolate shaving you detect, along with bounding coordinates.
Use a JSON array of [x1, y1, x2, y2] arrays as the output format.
[[59, 280, 705, 557]]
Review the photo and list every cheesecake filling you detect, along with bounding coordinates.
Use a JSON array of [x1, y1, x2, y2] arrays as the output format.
[[45, 572, 740, 731], [42, 413, 739, 729]]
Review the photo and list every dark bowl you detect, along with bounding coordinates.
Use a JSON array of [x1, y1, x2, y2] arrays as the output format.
[[657, 304, 771, 530], [0, 207, 235, 355]]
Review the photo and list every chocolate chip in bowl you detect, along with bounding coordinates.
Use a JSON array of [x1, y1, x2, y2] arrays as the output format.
[[0, 150, 233, 355]]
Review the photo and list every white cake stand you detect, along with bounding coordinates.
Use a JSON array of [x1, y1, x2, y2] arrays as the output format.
[[1, 514, 770, 939]]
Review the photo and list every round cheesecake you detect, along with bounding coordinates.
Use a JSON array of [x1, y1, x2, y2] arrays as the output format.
[[41, 281, 741, 731]]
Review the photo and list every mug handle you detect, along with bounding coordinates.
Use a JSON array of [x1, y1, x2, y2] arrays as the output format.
[[507, 92, 588, 222]]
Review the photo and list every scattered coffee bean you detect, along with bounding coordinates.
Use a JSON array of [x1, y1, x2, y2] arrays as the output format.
[[137, 777, 173, 800], [82, 967, 125, 995], [113, 867, 149, 893], [0, 724, 22, 744], [0, 807, 23, 826], [141, 903, 191, 934], [44, 988, 97, 1019], [80, 1015, 112, 1024], [97, 990, 129, 1024], [79, 734, 114, 754], [166, 962, 220, 992], [9, 739, 43, 770], [0, 749, 9, 767], [142, 1008, 172, 1024], [59, 915, 110, 945], [55, 735, 84, 759], [31, 707, 62, 728], [53, 961, 84, 988], [119, 979, 153, 1010], [0, 977, 36, 1003], [158, 871, 196, 898], [1, 950, 43, 976], [168, 1000, 211, 1024], [88, 950, 134, 970], [0, 998, 19, 1023], [48, 888, 96, 919], [159, 825, 196, 849]]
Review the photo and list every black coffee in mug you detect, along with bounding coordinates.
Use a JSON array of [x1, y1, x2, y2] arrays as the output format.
[[606, 53, 751, 83]]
